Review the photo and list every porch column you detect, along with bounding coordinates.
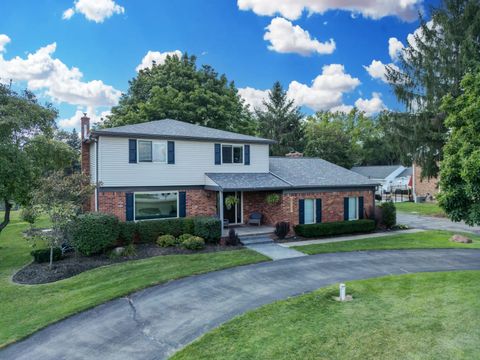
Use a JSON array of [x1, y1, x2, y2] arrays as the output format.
[[219, 190, 224, 227]]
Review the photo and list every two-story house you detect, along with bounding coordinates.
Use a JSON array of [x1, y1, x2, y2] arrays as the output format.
[[81, 116, 378, 229]]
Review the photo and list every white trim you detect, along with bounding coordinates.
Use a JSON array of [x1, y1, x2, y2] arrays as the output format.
[[133, 191, 179, 221]]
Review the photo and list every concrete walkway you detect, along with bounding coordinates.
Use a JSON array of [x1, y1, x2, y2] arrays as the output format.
[[397, 213, 480, 234], [246, 242, 306, 260], [2, 249, 479, 360], [281, 229, 424, 247]]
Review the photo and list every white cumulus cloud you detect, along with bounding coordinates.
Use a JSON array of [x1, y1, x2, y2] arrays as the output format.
[[264, 17, 335, 56], [63, 0, 124, 23], [0, 41, 121, 107], [388, 37, 404, 61], [363, 59, 399, 83], [354, 92, 386, 115], [0, 34, 11, 53], [238, 0, 422, 21], [59, 107, 111, 129], [238, 87, 269, 111], [287, 64, 360, 111], [136, 50, 182, 72]]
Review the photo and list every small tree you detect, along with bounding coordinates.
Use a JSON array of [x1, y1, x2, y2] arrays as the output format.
[[31, 171, 94, 267]]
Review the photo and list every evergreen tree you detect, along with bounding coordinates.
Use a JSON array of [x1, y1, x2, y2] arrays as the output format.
[[255, 81, 304, 156], [386, 0, 480, 177], [102, 54, 255, 134]]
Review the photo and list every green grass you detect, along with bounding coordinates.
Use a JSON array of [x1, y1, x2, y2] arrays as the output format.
[[172, 271, 480, 360], [293, 230, 480, 255], [0, 211, 268, 347], [395, 201, 445, 217]]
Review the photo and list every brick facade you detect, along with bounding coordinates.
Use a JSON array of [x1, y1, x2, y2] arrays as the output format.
[[81, 115, 93, 212], [243, 189, 375, 227], [185, 189, 217, 217], [413, 163, 439, 199], [98, 191, 127, 221]]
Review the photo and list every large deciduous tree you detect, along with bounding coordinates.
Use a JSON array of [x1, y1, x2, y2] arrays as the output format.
[[438, 72, 480, 225], [255, 81, 304, 156], [386, 0, 480, 177], [0, 85, 57, 234], [102, 54, 255, 134]]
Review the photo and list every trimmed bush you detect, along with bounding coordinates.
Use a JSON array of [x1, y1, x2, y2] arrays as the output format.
[[193, 217, 221, 244], [379, 202, 396, 229], [156, 234, 178, 247], [70, 213, 119, 256], [294, 219, 375, 238], [31, 248, 62, 263], [226, 228, 240, 246], [181, 236, 205, 250], [118, 221, 138, 245], [178, 233, 194, 243], [138, 218, 193, 243], [275, 222, 290, 239]]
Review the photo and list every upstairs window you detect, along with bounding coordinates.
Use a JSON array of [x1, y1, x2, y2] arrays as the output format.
[[222, 144, 243, 164], [138, 140, 166, 163]]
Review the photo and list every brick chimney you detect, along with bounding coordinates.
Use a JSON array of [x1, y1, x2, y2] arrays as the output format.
[[285, 151, 303, 158], [81, 114, 90, 177]]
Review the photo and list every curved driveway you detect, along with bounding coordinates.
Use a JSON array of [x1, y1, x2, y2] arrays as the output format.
[[2, 249, 480, 360]]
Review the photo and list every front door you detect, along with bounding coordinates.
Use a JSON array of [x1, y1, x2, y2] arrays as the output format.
[[223, 191, 242, 224]]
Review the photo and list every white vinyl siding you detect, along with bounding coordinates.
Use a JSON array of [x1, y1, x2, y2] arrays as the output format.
[[98, 137, 269, 187], [348, 197, 359, 220]]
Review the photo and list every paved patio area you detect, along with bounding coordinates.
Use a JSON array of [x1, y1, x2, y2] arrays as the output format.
[[222, 225, 274, 237], [397, 213, 480, 234]]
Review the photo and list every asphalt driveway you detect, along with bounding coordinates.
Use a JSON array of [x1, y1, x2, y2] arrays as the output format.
[[397, 213, 480, 234], [2, 249, 480, 360]]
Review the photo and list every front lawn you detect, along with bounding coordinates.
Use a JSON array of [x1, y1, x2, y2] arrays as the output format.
[[293, 230, 480, 255], [172, 271, 480, 360], [0, 211, 268, 347], [395, 201, 445, 217]]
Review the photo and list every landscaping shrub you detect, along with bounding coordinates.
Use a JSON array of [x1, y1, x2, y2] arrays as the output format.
[[137, 218, 194, 243], [156, 234, 178, 247], [379, 202, 396, 229], [294, 219, 376, 238], [118, 221, 138, 245], [70, 213, 119, 256], [31, 248, 62, 263], [193, 217, 221, 244], [178, 233, 194, 243], [275, 222, 290, 239], [226, 228, 240, 246], [181, 236, 205, 250]]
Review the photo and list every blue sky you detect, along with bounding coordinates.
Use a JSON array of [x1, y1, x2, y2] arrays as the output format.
[[0, 0, 438, 130]]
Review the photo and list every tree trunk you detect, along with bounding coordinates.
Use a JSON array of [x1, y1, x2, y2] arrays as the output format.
[[0, 199, 12, 235], [49, 245, 53, 269]]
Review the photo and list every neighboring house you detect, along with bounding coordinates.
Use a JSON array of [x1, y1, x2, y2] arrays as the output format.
[[351, 165, 412, 193], [412, 163, 439, 200], [81, 116, 378, 228]]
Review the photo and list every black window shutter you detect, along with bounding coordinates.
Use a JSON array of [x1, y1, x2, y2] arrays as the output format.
[[359, 196, 364, 219], [315, 199, 322, 223], [244, 144, 250, 165], [179, 191, 186, 217], [344, 197, 349, 221], [126, 193, 134, 221], [167, 141, 175, 164], [214, 143, 221, 165], [128, 139, 137, 163], [298, 199, 305, 224]]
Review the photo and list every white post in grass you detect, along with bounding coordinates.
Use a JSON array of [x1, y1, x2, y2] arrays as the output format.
[[339, 283, 346, 301]]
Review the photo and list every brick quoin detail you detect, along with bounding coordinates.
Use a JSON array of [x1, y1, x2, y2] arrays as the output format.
[[98, 192, 127, 222], [244, 190, 375, 227]]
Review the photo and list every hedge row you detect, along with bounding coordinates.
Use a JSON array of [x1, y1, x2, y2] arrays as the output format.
[[294, 219, 375, 238]]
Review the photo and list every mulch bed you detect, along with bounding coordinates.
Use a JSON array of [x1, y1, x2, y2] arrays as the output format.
[[13, 243, 243, 285]]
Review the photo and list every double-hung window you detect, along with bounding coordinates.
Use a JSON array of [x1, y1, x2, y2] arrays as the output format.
[[138, 140, 167, 163], [222, 144, 243, 164]]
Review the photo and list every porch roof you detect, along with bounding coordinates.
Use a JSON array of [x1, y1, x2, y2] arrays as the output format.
[[205, 172, 289, 191]]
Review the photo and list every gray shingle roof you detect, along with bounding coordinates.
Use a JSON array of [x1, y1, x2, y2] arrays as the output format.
[[205, 173, 288, 191], [397, 167, 412, 177], [92, 119, 275, 144], [350, 165, 402, 180], [270, 158, 378, 188]]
